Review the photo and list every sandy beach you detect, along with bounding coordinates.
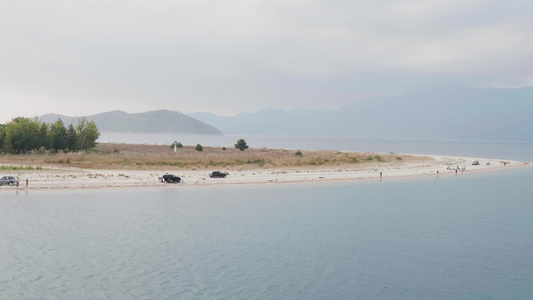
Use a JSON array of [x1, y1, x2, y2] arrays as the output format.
[[0, 153, 528, 191]]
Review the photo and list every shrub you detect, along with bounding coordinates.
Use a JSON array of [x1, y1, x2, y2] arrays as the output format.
[[234, 139, 249, 151], [170, 141, 183, 149], [295, 150, 303, 157], [195, 144, 203, 152]]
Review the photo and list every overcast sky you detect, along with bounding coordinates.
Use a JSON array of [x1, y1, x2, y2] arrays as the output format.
[[1, 0, 532, 122]]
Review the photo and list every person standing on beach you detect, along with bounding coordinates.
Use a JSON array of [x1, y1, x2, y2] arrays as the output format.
[[380, 171, 382, 178], [26, 178, 28, 187]]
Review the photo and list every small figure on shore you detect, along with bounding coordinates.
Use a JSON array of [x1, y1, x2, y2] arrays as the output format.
[[437, 170, 439, 176], [380, 171, 382, 178], [16, 179, 19, 187], [455, 169, 458, 175], [26, 178, 28, 187]]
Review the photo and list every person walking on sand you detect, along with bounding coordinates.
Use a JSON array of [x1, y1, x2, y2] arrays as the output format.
[[26, 178, 28, 187], [380, 171, 382, 178]]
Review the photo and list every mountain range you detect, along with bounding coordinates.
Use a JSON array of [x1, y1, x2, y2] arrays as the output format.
[[40, 110, 222, 135], [38, 84, 533, 141], [190, 84, 533, 141]]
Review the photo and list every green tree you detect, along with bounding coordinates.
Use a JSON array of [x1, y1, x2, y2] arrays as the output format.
[[195, 144, 203, 152], [0, 125, 5, 152], [2, 132, 13, 154], [170, 141, 183, 149], [66, 124, 79, 151], [76, 118, 100, 151], [5, 117, 40, 153], [38, 122, 50, 150], [47, 119, 68, 152], [234, 139, 249, 151]]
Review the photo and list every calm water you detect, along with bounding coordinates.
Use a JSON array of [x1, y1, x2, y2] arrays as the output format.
[[1, 138, 533, 299]]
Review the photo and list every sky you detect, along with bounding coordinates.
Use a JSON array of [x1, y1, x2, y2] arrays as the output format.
[[1, 0, 532, 123]]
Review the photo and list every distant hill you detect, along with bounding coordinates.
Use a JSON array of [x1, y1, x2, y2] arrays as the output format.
[[40, 110, 223, 135], [190, 84, 533, 141]]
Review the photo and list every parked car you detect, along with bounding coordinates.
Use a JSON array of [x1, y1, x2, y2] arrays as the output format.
[[0, 176, 17, 186], [159, 174, 181, 183], [209, 171, 227, 178], [472, 160, 480, 165]]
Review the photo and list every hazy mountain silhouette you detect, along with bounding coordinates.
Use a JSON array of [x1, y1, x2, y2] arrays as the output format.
[[190, 84, 533, 140], [40, 110, 222, 135]]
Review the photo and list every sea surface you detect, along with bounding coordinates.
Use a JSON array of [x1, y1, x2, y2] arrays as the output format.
[[1, 136, 532, 299]]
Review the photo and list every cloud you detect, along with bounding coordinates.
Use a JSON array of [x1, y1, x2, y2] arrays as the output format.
[[0, 0, 532, 121]]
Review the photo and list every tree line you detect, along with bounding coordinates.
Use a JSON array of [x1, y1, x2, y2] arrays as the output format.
[[0, 117, 100, 154]]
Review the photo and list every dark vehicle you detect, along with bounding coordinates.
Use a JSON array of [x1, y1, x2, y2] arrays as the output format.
[[159, 174, 181, 183], [209, 171, 227, 178], [0, 176, 16, 186], [472, 160, 480, 165]]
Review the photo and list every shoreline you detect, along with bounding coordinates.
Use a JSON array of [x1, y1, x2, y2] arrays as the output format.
[[0, 154, 529, 192]]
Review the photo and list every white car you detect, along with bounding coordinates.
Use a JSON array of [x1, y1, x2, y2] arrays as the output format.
[[0, 176, 17, 186]]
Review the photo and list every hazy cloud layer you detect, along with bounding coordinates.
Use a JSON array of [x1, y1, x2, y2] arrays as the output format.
[[1, 0, 532, 122]]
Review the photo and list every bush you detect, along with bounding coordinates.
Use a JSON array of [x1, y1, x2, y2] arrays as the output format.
[[295, 150, 303, 157], [195, 144, 203, 152], [234, 139, 249, 151], [170, 141, 183, 149]]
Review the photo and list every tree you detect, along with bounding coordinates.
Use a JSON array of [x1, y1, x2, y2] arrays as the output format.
[[234, 139, 249, 151], [0, 125, 6, 153], [76, 118, 100, 151], [6, 117, 40, 153], [38, 122, 50, 150], [48, 119, 68, 152], [170, 141, 183, 149], [195, 144, 203, 152], [66, 124, 79, 151]]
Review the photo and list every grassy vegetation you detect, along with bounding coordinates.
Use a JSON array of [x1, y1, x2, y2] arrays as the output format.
[[0, 143, 428, 171], [0, 165, 43, 171]]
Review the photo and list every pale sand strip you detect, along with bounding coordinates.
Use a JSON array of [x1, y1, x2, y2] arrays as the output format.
[[0, 154, 529, 191]]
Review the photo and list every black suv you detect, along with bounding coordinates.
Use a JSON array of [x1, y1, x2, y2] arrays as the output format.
[[209, 171, 227, 178], [159, 174, 181, 183]]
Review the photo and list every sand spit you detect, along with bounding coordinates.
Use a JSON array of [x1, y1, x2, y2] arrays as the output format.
[[0, 154, 528, 191]]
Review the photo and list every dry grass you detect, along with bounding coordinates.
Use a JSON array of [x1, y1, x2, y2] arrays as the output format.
[[0, 143, 431, 171]]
